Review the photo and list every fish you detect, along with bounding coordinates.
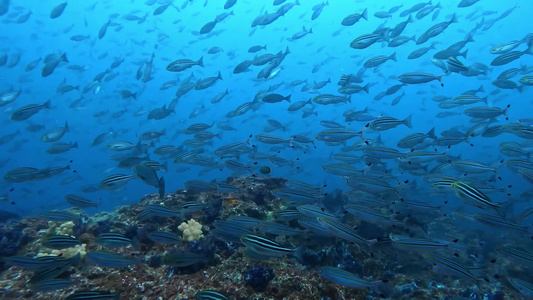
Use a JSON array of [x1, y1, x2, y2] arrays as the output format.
[[248, 45, 266, 53], [147, 231, 182, 244], [11, 100, 51, 121], [167, 57, 204, 72], [262, 93, 291, 103], [316, 217, 375, 245], [65, 194, 99, 208], [341, 9, 368, 26], [368, 115, 412, 131], [50, 2, 67, 19], [424, 254, 481, 283], [240, 234, 304, 261], [65, 291, 120, 300], [98, 174, 135, 190], [86, 251, 138, 268], [195, 290, 228, 300], [416, 14, 457, 45], [96, 233, 134, 248], [42, 53, 68, 77], [161, 251, 209, 267], [320, 266, 386, 292], [397, 72, 444, 86], [30, 278, 74, 292], [42, 235, 81, 250], [41, 122, 69, 142]]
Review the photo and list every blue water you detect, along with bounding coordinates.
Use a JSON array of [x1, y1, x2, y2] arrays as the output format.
[[2, 0, 530, 215]]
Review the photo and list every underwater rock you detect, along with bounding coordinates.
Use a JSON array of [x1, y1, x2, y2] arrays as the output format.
[[244, 265, 275, 292]]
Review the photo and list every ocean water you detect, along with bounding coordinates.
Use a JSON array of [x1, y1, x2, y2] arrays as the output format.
[[0, 0, 533, 299]]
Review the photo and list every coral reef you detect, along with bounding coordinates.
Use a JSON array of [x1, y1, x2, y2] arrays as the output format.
[[0, 176, 525, 299]]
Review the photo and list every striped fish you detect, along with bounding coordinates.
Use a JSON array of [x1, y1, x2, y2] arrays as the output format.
[[65, 290, 120, 300], [346, 177, 399, 196], [42, 235, 81, 249], [142, 205, 181, 219], [212, 220, 254, 243], [389, 234, 454, 252], [240, 234, 304, 261], [178, 201, 209, 215], [86, 251, 138, 268], [297, 204, 337, 220], [315, 128, 361, 142], [30, 260, 73, 283], [65, 194, 99, 208], [276, 209, 302, 221], [451, 181, 508, 216], [299, 218, 334, 237], [98, 174, 135, 190], [509, 277, 533, 298], [322, 163, 363, 177], [147, 231, 182, 244], [254, 134, 290, 144], [195, 290, 229, 300], [450, 160, 498, 174], [423, 254, 480, 283], [320, 266, 386, 291], [271, 187, 323, 203], [214, 135, 253, 157], [258, 221, 306, 236], [227, 216, 261, 229], [30, 278, 74, 292], [184, 180, 217, 191], [96, 233, 134, 248], [316, 217, 374, 245], [38, 210, 80, 222], [497, 247, 533, 265], [472, 214, 529, 233], [3, 255, 71, 270], [369, 115, 413, 131], [344, 204, 395, 226]]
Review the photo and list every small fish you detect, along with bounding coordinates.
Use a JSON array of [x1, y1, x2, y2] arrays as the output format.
[[369, 115, 412, 131], [98, 174, 135, 190], [30, 278, 74, 292], [147, 231, 182, 244], [398, 72, 444, 86], [240, 234, 304, 261], [142, 204, 181, 219], [195, 290, 228, 300], [423, 253, 479, 283], [39, 211, 80, 222], [320, 266, 386, 291], [86, 251, 138, 268], [167, 57, 204, 72], [161, 251, 209, 267], [65, 291, 120, 300], [11, 100, 51, 121], [65, 194, 98, 208], [42, 235, 81, 250], [133, 164, 159, 187], [96, 233, 134, 248], [50, 2, 67, 19], [41, 122, 69, 142]]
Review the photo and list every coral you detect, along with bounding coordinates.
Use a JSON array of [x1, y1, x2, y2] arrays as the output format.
[[53, 221, 75, 235], [244, 265, 275, 292], [178, 219, 204, 242], [37, 243, 87, 259]]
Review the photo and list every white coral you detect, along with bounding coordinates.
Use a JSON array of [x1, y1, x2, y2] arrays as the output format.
[[37, 243, 86, 259], [178, 219, 204, 242]]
